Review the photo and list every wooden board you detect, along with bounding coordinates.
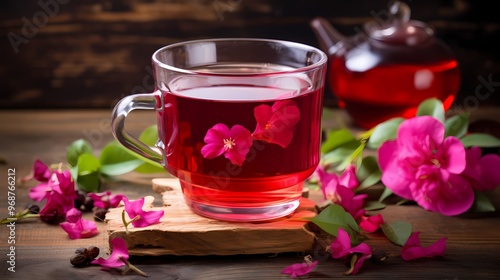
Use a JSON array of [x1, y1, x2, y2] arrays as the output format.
[[105, 178, 317, 256]]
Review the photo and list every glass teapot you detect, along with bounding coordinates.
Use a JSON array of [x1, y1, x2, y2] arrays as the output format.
[[310, 1, 461, 129]]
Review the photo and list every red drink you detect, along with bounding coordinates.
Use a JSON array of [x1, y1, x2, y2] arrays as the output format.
[[158, 75, 323, 221], [330, 57, 460, 129]]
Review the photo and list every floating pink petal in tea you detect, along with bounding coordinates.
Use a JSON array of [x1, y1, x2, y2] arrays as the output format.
[[402, 232, 447, 261], [122, 197, 164, 228], [92, 237, 129, 269], [359, 214, 385, 233], [252, 100, 300, 148], [60, 208, 99, 239], [201, 123, 253, 166], [378, 116, 474, 216], [281, 260, 318, 278]]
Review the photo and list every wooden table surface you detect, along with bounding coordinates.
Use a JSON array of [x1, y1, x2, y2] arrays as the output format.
[[0, 108, 499, 279]]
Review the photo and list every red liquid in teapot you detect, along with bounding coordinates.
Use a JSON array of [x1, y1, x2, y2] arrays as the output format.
[[330, 57, 460, 129]]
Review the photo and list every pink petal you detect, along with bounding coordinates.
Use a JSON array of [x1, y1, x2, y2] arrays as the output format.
[[201, 143, 225, 159], [330, 228, 352, 258], [402, 232, 447, 261], [131, 209, 164, 227], [331, 228, 371, 258], [436, 173, 475, 216], [435, 137, 466, 174], [91, 238, 129, 268], [335, 185, 367, 220], [351, 253, 372, 275], [281, 261, 318, 278], [378, 140, 415, 200], [201, 124, 230, 159], [360, 214, 385, 233], [123, 197, 164, 228], [339, 164, 359, 190], [29, 182, 51, 202], [65, 208, 83, 223], [397, 116, 445, 157], [253, 104, 273, 135], [33, 159, 52, 181], [252, 101, 300, 148], [461, 147, 500, 191], [322, 178, 339, 201]]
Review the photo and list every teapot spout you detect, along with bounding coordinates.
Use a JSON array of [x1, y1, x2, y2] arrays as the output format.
[[310, 17, 347, 56]]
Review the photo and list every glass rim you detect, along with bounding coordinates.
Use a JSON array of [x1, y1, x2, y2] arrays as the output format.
[[152, 38, 327, 76]]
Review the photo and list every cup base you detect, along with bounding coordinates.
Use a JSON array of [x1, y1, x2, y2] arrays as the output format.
[[187, 199, 301, 222]]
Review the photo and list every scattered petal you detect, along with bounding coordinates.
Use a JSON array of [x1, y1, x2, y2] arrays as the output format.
[[360, 214, 385, 233], [60, 208, 99, 239], [89, 191, 125, 209], [281, 260, 318, 278], [91, 237, 129, 269], [123, 197, 164, 228], [402, 232, 447, 261]]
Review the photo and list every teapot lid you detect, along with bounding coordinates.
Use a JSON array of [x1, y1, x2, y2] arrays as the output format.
[[365, 1, 434, 45]]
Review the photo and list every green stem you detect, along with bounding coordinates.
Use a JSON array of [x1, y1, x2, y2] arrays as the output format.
[[0, 212, 40, 224], [120, 257, 148, 277], [121, 210, 140, 234]]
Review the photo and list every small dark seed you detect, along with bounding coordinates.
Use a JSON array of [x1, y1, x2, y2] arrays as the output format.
[[93, 207, 108, 222], [74, 247, 86, 255], [70, 253, 90, 267], [83, 196, 94, 212], [27, 204, 40, 214], [86, 246, 100, 260], [371, 250, 388, 264]]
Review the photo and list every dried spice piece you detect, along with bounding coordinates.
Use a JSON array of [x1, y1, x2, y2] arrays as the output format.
[[93, 207, 108, 222], [70, 246, 100, 267]]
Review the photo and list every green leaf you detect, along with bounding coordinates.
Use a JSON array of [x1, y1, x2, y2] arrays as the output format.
[[355, 156, 382, 189], [444, 113, 470, 138], [322, 140, 360, 167], [460, 133, 500, 148], [138, 125, 158, 145], [321, 129, 356, 154], [74, 153, 101, 192], [306, 204, 361, 243], [134, 162, 166, 174], [364, 201, 386, 211], [99, 142, 144, 176], [378, 187, 393, 203], [470, 191, 495, 212], [416, 98, 445, 123], [381, 221, 412, 246], [367, 118, 404, 149], [66, 139, 93, 167]]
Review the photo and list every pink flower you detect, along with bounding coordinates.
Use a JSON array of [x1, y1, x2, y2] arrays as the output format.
[[316, 164, 360, 200], [402, 232, 447, 261], [201, 124, 253, 166], [281, 259, 319, 278], [92, 237, 129, 269], [33, 159, 52, 181], [461, 146, 500, 191], [359, 214, 385, 233], [378, 116, 474, 216], [29, 160, 55, 201], [252, 100, 300, 148], [40, 191, 74, 224], [88, 191, 125, 209], [122, 197, 164, 228], [330, 228, 372, 275], [323, 183, 367, 220], [60, 208, 99, 239], [91, 237, 148, 276]]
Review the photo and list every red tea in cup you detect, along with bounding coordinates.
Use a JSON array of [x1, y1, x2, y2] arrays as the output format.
[[112, 39, 327, 221]]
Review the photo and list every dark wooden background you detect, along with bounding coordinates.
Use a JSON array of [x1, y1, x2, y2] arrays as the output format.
[[1, 0, 499, 109]]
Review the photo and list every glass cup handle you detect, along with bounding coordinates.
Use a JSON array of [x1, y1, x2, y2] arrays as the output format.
[[111, 93, 164, 165]]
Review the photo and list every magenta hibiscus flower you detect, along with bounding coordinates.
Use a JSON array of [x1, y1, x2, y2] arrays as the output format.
[[201, 124, 253, 166], [252, 100, 300, 148], [378, 116, 474, 216]]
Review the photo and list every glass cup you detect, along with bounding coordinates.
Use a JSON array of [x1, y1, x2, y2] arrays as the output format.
[[111, 38, 327, 222]]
